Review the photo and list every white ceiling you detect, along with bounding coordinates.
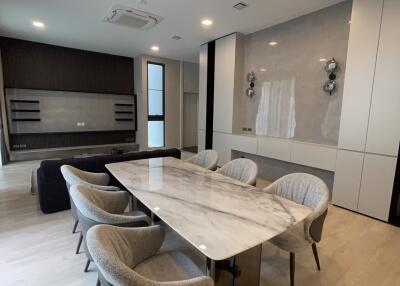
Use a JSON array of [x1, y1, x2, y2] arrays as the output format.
[[0, 0, 345, 62]]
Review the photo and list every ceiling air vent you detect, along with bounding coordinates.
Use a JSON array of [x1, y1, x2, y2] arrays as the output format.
[[104, 5, 163, 30], [233, 2, 248, 10]]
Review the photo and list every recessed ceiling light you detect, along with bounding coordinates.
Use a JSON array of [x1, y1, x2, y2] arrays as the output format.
[[260, 68, 267, 72], [319, 58, 327, 62], [269, 41, 278, 46], [151, 45, 159, 51], [32, 21, 45, 29], [201, 19, 213, 26]]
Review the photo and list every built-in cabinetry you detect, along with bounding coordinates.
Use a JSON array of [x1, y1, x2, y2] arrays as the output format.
[[364, 0, 400, 157], [333, 0, 400, 221], [212, 132, 337, 171], [199, 2, 399, 221], [213, 33, 244, 134]]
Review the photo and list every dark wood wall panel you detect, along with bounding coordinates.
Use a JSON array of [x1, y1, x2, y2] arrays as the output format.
[[0, 37, 134, 95], [10, 131, 135, 150]]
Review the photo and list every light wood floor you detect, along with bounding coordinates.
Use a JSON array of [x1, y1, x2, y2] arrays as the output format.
[[1, 160, 400, 286]]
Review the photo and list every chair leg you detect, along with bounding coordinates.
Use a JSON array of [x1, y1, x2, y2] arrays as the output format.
[[290, 252, 295, 286], [72, 219, 79, 234], [76, 233, 83, 254], [96, 278, 101, 286], [312, 243, 321, 271], [84, 259, 91, 272]]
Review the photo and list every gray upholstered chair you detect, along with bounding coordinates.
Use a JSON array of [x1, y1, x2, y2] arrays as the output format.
[[87, 224, 214, 286], [186, 150, 219, 171], [69, 185, 151, 273], [216, 158, 258, 186], [263, 173, 329, 286], [61, 165, 120, 254]]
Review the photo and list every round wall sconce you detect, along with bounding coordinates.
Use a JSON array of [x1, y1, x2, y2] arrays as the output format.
[[323, 57, 338, 95], [324, 58, 338, 73], [246, 71, 256, 98], [323, 80, 336, 94]]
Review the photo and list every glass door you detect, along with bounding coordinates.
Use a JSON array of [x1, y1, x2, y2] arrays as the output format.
[[147, 62, 165, 148]]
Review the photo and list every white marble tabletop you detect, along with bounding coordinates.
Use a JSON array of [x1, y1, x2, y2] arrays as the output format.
[[106, 157, 311, 261]]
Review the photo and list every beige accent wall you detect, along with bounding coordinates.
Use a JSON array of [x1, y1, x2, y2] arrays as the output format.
[[240, 1, 352, 145], [134, 55, 181, 150]]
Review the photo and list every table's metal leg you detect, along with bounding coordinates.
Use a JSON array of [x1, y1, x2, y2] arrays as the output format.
[[207, 245, 262, 286], [233, 244, 262, 286], [207, 258, 216, 280], [207, 258, 234, 286], [129, 196, 138, 211]]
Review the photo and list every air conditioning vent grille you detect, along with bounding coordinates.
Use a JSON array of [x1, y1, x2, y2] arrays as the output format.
[[104, 5, 163, 30]]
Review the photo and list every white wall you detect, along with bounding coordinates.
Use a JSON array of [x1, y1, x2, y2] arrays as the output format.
[[183, 92, 198, 147], [183, 62, 199, 94], [182, 61, 199, 148]]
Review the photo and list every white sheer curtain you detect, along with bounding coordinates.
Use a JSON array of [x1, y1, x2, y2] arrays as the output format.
[[255, 78, 296, 138]]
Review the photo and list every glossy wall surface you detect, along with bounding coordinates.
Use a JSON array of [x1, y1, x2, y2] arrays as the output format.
[[240, 1, 352, 146]]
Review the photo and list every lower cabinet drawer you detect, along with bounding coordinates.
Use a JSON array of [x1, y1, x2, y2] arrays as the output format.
[[357, 154, 397, 221], [332, 150, 364, 211]]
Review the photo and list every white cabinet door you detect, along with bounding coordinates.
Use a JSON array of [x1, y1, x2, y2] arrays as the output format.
[[198, 44, 208, 131], [332, 150, 364, 211], [358, 154, 397, 221], [291, 142, 337, 171], [257, 137, 291, 162], [338, 0, 383, 152], [365, 0, 400, 156], [230, 135, 257, 155], [213, 34, 236, 133]]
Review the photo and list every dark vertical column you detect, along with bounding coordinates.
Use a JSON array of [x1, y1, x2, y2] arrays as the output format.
[[205, 41, 215, 149], [0, 104, 7, 164], [389, 144, 400, 226]]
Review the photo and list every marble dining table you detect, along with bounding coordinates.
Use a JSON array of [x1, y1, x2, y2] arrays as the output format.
[[106, 157, 312, 286]]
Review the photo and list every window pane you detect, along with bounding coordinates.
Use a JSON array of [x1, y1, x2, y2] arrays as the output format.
[[148, 121, 164, 148], [148, 89, 163, 116], [148, 64, 163, 91]]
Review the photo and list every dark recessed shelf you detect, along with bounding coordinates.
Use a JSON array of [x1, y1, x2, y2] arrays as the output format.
[[11, 109, 41, 113], [115, 111, 133, 114], [115, 118, 134, 121], [10, 99, 40, 104], [115, 103, 133, 107], [12, 118, 41, 122]]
